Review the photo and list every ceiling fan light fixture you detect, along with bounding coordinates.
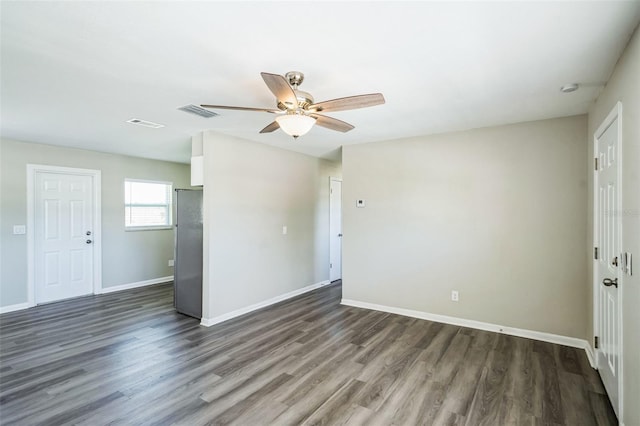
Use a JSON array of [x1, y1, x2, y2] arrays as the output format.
[[275, 114, 316, 138]]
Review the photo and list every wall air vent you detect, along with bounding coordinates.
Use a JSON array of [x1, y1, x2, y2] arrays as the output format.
[[126, 118, 164, 128], [178, 104, 219, 118]]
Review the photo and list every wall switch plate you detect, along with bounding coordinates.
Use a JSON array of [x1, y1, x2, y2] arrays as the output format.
[[356, 199, 366, 208], [282, 225, 287, 235], [13, 225, 26, 235], [451, 290, 459, 302], [168, 259, 174, 267]]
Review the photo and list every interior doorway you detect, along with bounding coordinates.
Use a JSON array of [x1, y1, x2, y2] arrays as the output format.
[[593, 102, 623, 419], [329, 178, 342, 282]]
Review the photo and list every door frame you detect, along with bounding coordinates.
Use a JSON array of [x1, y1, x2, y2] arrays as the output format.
[[329, 177, 342, 282], [27, 164, 102, 306], [592, 101, 623, 417]]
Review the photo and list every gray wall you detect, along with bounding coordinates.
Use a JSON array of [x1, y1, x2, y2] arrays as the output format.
[[0, 138, 192, 307], [201, 131, 341, 320], [342, 115, 588, 339], [587, 25, 639, 426]]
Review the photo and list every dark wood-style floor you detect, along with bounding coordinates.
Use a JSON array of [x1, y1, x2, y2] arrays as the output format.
[[0, 282, 616, 425]]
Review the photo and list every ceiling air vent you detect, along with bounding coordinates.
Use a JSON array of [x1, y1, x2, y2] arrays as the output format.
[[126, 118, 164, 128], [178, 104, 219, 118]]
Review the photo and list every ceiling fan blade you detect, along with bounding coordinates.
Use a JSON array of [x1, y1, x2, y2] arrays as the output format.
[[310, 114, 355, 133], [200, 104, 279, 113], [259, 121, 280, 134], [309, 93, 385, 113], [261, 72, 298, 109]]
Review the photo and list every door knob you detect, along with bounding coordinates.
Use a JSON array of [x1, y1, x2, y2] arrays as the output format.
[[86, 239, 93, 244], [338, 233, 343, 237], [602, 278, 618, 288]]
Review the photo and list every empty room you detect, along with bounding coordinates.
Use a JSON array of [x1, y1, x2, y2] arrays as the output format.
[[0, 1, 638, 425]]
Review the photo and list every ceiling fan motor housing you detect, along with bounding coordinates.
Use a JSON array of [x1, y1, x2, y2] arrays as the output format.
[[275, 71, 314, 111], [277, 90, 314, 111]]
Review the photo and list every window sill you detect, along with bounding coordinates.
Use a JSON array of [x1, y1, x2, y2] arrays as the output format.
[[125, 226, 173, 232]]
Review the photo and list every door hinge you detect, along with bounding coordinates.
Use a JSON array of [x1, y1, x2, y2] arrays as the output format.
[[330, 263, 333, 268], [594, 247, 598, 260], [594, 157, 598, 170], [594, 336, 599, 349]]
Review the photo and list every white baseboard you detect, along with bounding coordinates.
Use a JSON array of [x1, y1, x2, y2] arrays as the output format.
[[201, 280, 331, 327], [0, 276, 173, 314], [584, 343, 597, 369], [98, 276, 173, 294], [341, 298, 594, 365], [0, 302, 33, 314]]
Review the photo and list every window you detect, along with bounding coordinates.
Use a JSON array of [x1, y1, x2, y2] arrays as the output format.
[[124, 179, 172, 230]]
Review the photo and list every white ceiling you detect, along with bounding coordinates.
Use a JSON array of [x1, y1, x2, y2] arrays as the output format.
[[1, 2, 639, 164]]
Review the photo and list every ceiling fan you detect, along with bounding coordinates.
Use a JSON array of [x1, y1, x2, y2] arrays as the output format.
[[201, 71, 385, 139]]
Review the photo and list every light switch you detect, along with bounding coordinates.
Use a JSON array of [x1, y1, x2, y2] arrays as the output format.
[[282, 225, 287, 235], [13, 225, 26, 235], [356, 199, 366, 208]]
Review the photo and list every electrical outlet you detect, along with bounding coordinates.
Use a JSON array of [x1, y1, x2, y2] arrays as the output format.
[[13, 225, 26, 235], [168, 259, 174, 267], [451, 290, 459, 302]]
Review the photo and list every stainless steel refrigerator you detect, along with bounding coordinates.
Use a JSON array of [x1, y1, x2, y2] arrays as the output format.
[[174, 189, 203, 319]]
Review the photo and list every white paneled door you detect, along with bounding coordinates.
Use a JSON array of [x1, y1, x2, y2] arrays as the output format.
[[34, 171, 95, 303], [594, 105, 622, 418], [329, 179, 342, 282]]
